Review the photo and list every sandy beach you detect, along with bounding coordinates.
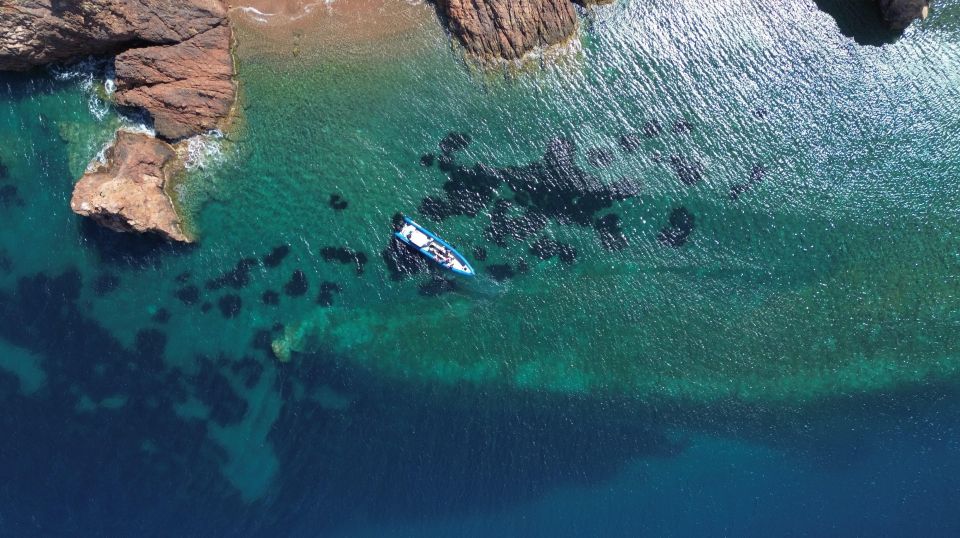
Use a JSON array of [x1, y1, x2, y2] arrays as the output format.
[[228, 0, 439, 60]]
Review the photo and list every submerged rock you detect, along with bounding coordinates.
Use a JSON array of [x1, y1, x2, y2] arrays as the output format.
[[283, 270, 309, 296], [657, 207, 696, 247], [70, 131, 191, 243], [328, 193, 348, 211], [262, 245, 291, 268], [218, 294, 242, 318]]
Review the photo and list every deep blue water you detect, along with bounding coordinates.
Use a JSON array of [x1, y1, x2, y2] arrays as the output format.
[[3, 0, 960, 535]]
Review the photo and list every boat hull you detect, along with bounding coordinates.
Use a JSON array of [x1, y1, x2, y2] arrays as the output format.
[[394, 217, 475, 277]]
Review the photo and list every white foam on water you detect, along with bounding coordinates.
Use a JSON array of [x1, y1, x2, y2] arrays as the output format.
[[184, 129, 227, 171], [290, 1, 323, 20], [88, 94, 110, 121], [118, 122, 156, 137], [234, 6, 276, 23], [49, 57, 119, 122], [103, 62, 116, 96]]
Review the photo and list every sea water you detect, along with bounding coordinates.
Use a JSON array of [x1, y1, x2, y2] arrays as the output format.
[[1, 0, 959, 535]]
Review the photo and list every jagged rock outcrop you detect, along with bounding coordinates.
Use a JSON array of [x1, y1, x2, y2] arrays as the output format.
[[71, 131, 191, 243], [0, 0, 225, 70], [434, 0, 580, 61], [114, 24, 234, 140], [0, 0, 234, 139], [879, 0, 930, 30]]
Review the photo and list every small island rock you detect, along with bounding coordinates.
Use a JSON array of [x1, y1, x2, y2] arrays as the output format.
[[70, 131, 191, 243]]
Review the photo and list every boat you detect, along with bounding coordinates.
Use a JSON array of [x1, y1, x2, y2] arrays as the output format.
[[394, 216, 476, 277]]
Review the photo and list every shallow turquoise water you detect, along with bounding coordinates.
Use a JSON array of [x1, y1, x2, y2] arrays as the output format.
[[2, 0, 960, 534]]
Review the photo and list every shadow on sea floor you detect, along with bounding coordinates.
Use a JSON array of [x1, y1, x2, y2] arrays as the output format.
[[812, 0, 904, 46], [1, 267, 959, 536], [78, 219, 196, 269]]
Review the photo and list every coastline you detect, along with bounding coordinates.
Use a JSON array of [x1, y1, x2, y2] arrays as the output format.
[[228, 0, 440, 63]]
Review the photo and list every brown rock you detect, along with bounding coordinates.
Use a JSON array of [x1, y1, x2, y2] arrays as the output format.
[[434, 0, 579, 61], [114, 24, 235, 140], [878, 0, 929, 30], [71, 131, 191, 243], [0, 0, 226, 70], [1, 0, 234, 140]]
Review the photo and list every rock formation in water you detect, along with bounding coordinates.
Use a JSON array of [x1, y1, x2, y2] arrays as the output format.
[[878, 0, 930, 30], [0, 0, 235, 140], [113, 24, 235, 140], [70, 131, 192, 243], [1, 0, 236, 240], [433, 0, 581, 61]]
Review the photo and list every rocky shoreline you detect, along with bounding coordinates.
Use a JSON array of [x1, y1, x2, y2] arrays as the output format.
[[70, 131, 191, 242], [1, 0, 237, 242], [0, 0, 933, 242]]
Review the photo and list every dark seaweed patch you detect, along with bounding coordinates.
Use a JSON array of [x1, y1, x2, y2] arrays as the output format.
[[316, 291, 335, 307], [657, 207, 696, 247], [217, 295, 242, 318], [730, 164, 768, 200], [135, 328, 167, 359], [391, 213, 405, 231], [618, 133, 642, 153], [262, 245, 291, 268], [409, 133, 646, 259], [193, 360, 247, 425], [252, 330, 273, 356], [283, 270, 309, 297], [200, 301, 212, 313], [594, 214, 628, 251], [485, 264, 515, 281], [93, 273, 120, 296], [420, 153, 436, 167], [472, 247, 487, 261], [753, 107, 769, 119], [0, 159, 8, 180], [151, 308, 171, 324], [315, 282, 342, 305], [672, 118, 693, 134], [329, 193, 348, 211], [419, 196, 452, 222], [205, 258, 257, 291], [382, 237, 430, 280], [439, 132, 472, 154], [23, 269, 83, 304], [643, 120, 663, 138], [321, 247, 368, 275], [669, 155, 704, 186], [516, 258, 530, 273], [419, 276, 457, 296], [320, 281, 343, 293], [608, 177, 643, 199], [0, 185, 24, 207], [587, 148, 615, 168], [175, 285, 200, 305], [174, 271, 192, 284], [419, 162, 503, 221], [485, 201, 548, 247], [230, 356, 264, 389], [261, 289, 280, 305], [530, 237, 577, 264], [437, 154, 456, 172]]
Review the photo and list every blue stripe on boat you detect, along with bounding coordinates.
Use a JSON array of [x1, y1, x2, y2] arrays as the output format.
[[394, 216, 475, 277]]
